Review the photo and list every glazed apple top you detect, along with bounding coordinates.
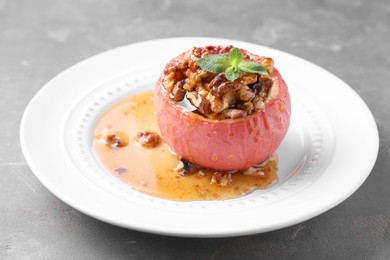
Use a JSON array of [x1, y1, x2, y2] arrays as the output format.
[[162, 45, 276, 120]]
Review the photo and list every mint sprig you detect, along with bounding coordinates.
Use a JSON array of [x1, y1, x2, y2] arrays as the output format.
[[195, 54, 230, 74], [196, 47, 268, 82]]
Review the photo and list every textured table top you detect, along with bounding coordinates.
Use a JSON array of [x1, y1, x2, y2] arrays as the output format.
[[1, 0, 389, 259]]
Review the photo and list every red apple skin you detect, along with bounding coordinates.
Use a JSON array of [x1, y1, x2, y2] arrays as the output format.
[[154, 52, 291, 171]]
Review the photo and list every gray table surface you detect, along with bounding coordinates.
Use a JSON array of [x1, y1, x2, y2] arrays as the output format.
[[1, 0, 390, 259]]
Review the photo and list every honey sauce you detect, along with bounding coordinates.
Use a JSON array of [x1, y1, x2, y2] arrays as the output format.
[[93, 90, 277, 201]]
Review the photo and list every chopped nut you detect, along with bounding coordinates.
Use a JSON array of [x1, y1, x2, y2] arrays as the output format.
[[209, 73, 226, 89], [191, 47, 203, 58], [242, 101, 254, 113], [186, 91, 211, 115], [262, 57, 274, 74], [135, 131, 162, 148], [253, 97, 265, 110], [209, 93, 229, 113], [209, 73, 239, 97], [237, 86, 255, 101], [252, 75, 273, 100], [219, 45, 234, 54], [174, 159, 200, 175], [197, 170, 206, 176], [101, 128, 128, 148], [243, 167, 265, 177], [213, 81, 238, 97], [223, 109, 247, 119], [259, 75, 273, 89], [170, 80, 186, 102], [197, 85, 210, 96], [163, 72, 176, 92], [176, 59, 188, 70], [222, 92, 236, 108], [186, 91, 202, 107], [188, 58, 199, 71], [240, 73, 258, 86], [202, 45, 219, 57], [184, 69, 208, 91], [210, 172, 233, 186]]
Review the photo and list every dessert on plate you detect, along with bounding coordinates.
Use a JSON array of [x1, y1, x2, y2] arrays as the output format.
[[94, 44, 291, 200], [155, 45, 291, 170]]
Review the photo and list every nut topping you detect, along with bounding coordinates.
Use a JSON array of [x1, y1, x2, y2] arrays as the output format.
[[135, 131, 162, 148], [163, 45, 274, 119]]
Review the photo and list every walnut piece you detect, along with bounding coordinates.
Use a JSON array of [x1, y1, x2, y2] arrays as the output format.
[[135, 131, 162, 148], [210, 172, 233, 186], [174, 160, 201, 176], [101, 128, 128, 148]]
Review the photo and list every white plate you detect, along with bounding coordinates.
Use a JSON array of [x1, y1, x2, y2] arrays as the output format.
[[20, 37, 379, 237]]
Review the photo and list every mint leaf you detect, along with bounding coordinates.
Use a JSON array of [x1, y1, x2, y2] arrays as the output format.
[[196, 46, 269, 82], [238, 61, 268, 75], [229, 48, 242, 67], [196, 55, 230, 74], [225, 66, 240, 82]]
